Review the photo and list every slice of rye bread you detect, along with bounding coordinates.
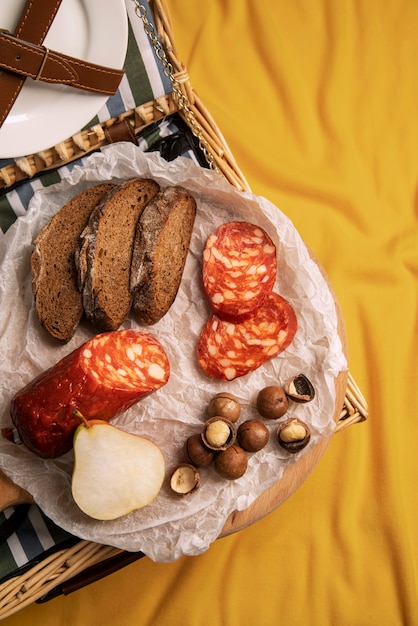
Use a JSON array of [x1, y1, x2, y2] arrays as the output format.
[[31, 182, 116, 342], [77, 178, 160, 331], [130, 185, 197, 325]]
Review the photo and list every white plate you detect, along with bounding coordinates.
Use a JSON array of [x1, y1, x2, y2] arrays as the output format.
[[0, 0, 128, 158]]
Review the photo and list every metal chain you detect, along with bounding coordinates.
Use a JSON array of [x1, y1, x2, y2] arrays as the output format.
[[131, 0, 218, 171]]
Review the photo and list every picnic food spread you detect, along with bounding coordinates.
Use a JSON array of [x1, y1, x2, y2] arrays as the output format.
[[7, 175, 314, 520], [7, 177, 308, 517], [0, 148, 346, 554]]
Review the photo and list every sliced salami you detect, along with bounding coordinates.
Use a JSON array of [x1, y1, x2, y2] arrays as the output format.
[[202, 221, 277, 322], [197, 293, 297, 381], [10, 329, 170, 458]]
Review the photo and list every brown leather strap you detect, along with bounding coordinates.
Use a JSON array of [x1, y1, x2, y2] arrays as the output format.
[[14, 0, 62, 41], [104, 120, 138, 145], [0, 31, 124, 95], [0, 0, 63, 128]]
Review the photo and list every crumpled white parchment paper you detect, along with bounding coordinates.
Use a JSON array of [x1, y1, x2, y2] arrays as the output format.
[[0, 144, 347, 561]]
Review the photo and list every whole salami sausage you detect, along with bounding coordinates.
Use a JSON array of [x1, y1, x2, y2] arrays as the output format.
[[10, 329, 170, 458], [202, 221, 277, 322], [197, 293, 297, 381]]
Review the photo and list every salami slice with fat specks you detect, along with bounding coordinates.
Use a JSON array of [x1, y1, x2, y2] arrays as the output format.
[[197, 293, 297, 381], [10, 329, 170, 458], [202, 221, 277, 322]]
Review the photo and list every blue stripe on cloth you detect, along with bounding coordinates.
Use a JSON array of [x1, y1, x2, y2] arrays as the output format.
[[27, 506, 55, 552], [103, 90, 127, 120], [13, 181, 39, 213]]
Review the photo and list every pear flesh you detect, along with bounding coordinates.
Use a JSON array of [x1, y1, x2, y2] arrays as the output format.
[[72, 420, 165, 521]]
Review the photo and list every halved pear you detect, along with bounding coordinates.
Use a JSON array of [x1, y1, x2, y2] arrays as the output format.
[[71, 414, 165, 520]]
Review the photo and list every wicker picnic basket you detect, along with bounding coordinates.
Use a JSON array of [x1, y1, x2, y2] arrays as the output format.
[[0, 0, 368, 619]]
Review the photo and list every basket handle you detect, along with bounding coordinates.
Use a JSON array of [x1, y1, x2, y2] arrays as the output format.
[[37, 550, 146, 602]]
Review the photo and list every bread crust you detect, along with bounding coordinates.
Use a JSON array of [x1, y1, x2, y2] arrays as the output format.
[[130, 186, 197, 325], [77, 178, 160, 331], [31, 182, 116, 342], [32, 179, 196, 338]]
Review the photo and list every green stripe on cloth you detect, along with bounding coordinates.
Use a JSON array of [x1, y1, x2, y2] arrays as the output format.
[[0, 538, 17, 581], [37, 170, 63, 188], [124, 20, 155, 106], [0, 196, 17, 234]]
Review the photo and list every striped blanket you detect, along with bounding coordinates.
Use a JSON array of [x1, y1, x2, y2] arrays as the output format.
[[0, 0, 203, 584]]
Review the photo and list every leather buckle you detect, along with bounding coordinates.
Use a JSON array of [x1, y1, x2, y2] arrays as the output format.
[[35, 45, 50, 81], [0, 30, 50, 82]]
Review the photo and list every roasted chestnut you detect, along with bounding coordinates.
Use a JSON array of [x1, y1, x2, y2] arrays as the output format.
[[256, 385, 289, 419], [202, 416, 236, 451], [237, 419, 269, 452], [277, 418, 311, 453], [284, 374, 315, 403], [207, 392, 241, 422], [214, 445, 248, 480], [169, 463, 201, 495]]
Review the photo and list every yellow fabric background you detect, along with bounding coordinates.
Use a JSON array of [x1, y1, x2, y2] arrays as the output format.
[[4, 0, 417, 624]]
